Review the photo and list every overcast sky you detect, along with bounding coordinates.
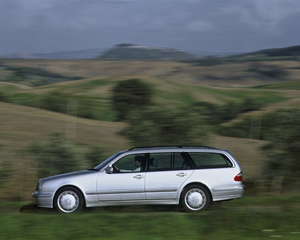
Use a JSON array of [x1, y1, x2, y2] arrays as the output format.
[[1, 0, 300, 55]]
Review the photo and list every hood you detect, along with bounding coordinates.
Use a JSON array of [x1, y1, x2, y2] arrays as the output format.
[[41, 169, 97, 182]]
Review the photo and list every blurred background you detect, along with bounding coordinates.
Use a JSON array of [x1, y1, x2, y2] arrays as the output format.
[[0, 0, 299, 239]]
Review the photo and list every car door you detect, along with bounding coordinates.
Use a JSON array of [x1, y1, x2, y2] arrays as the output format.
[[97, 154, 146, 202], [145, 152, 193, 200]]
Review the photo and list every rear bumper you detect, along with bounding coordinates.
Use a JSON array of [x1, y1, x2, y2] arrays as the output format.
[[211, 184, 244, 201]]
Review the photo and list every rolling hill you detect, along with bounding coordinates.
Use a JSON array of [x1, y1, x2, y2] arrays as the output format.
[[1, 50, 300, 200]]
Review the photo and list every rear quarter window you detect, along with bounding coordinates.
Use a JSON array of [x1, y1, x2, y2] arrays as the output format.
[[188, 152, 233, 169]]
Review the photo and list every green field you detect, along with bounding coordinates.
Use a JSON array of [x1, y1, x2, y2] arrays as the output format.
[[0, 195, 299, 240]]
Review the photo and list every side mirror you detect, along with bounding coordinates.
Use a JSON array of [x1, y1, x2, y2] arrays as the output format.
[[105, 166, 113, 174]]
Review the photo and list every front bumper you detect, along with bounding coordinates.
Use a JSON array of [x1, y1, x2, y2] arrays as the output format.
[[32, 191, 53, 208]]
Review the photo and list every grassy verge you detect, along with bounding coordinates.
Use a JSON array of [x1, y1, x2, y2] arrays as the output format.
[[0, 196, 299, 240]]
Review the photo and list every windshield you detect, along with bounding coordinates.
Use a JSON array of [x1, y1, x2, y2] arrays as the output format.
[[93, 150, 126, 170]]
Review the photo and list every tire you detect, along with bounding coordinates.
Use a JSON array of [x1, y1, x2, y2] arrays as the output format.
[[181, 185, 211, 212], [54, 187, 84, 213]]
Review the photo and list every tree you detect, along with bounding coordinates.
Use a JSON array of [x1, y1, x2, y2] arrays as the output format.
[[111, 79, 152, 121], [121, 106, 208, 146], [262, 109, 300, 187]]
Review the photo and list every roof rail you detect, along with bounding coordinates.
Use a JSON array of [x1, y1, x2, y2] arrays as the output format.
[[128, 145, 215, 151]]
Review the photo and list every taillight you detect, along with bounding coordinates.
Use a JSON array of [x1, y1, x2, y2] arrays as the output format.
[[234, 172, 243, 181]]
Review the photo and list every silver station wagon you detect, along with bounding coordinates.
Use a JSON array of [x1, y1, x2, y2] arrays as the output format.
[[33, 146, 244, 213]]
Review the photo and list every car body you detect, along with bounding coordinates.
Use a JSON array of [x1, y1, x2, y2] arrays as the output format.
[[33, 146, 244, 213]]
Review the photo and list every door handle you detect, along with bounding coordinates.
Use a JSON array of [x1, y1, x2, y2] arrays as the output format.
[[176, 172, 187, 177], [134, 175, 144, 179]]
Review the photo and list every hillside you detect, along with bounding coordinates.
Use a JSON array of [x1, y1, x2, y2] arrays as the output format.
[[229, 45, 300, 60], [2, 44, 300, 61], [2, 58, 300, 88], [0, 100, 268, 199], [1, 48, 106, 60], [1, 55, 300, 200], [251, 45, 300, 57], [0, 101, 129, 198]]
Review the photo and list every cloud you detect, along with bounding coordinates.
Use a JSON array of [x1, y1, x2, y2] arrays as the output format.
[[254, 0, 300, 22], [222, 0, 300, 34], [186, 20, 213, 33], [0, 0, 300, 55]]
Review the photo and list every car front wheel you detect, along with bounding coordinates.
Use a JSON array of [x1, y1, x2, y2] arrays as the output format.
[[54, 187, 84, 213], [181, 185, 211, 212]]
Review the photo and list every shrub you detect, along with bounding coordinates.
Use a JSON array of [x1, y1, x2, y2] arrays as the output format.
[[191, 99, 262, 126], [29, 132, 80, 178], [75, 96, 97, 119], [0, 91, 9, 102], [0, 160, 13, 187], [40, 91, 69, 113], [40, 91, 97, 119], [85, 146, 106, 167]]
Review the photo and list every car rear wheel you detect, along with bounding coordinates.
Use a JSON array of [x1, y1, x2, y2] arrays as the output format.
[[54, 187, 84, 213], [181, 185, 211, 212]]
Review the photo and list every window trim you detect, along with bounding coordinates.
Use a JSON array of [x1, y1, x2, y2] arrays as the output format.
[[186, 152, 233, 169]]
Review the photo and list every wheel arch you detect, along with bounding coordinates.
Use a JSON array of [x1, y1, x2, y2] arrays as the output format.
[[53, 185, 86, 208], [179, 182, 212, 204]]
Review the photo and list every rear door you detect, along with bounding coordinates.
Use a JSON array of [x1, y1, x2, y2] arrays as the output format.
[[145, 152, 193, 200]]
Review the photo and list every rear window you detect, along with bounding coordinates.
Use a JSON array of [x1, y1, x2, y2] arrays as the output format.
[[187, 152, 233, 169]]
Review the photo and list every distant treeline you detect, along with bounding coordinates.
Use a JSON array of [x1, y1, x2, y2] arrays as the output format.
[[99, 44, 195, 61]]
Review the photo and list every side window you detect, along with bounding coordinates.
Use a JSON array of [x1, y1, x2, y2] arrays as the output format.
[[188, 152, 233, 169], [148, 153, 172, 171], [174, 153, 190, 170], [148, 152, 191, 171], [113, 154, 146, 173]]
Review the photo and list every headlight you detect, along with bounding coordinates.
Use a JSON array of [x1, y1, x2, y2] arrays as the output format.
[[36, 180, 44, 191]]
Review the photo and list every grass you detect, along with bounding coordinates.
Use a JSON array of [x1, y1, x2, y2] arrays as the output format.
[[0, 101, 129, 151], [76, 78, 113, 90], [7, 93, 42, 105], [0, 195, 299, 240], [253, 79, 300, 90], [197, 87, 289, 104]]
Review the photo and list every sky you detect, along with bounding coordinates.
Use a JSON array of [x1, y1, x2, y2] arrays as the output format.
[[1, 0, 300, 56]]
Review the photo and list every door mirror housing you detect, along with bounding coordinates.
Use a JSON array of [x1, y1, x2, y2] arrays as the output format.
[[105, 166, 113, 174]]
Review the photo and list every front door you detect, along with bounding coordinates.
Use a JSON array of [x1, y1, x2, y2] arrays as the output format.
[[97, 153, 147, 202]]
